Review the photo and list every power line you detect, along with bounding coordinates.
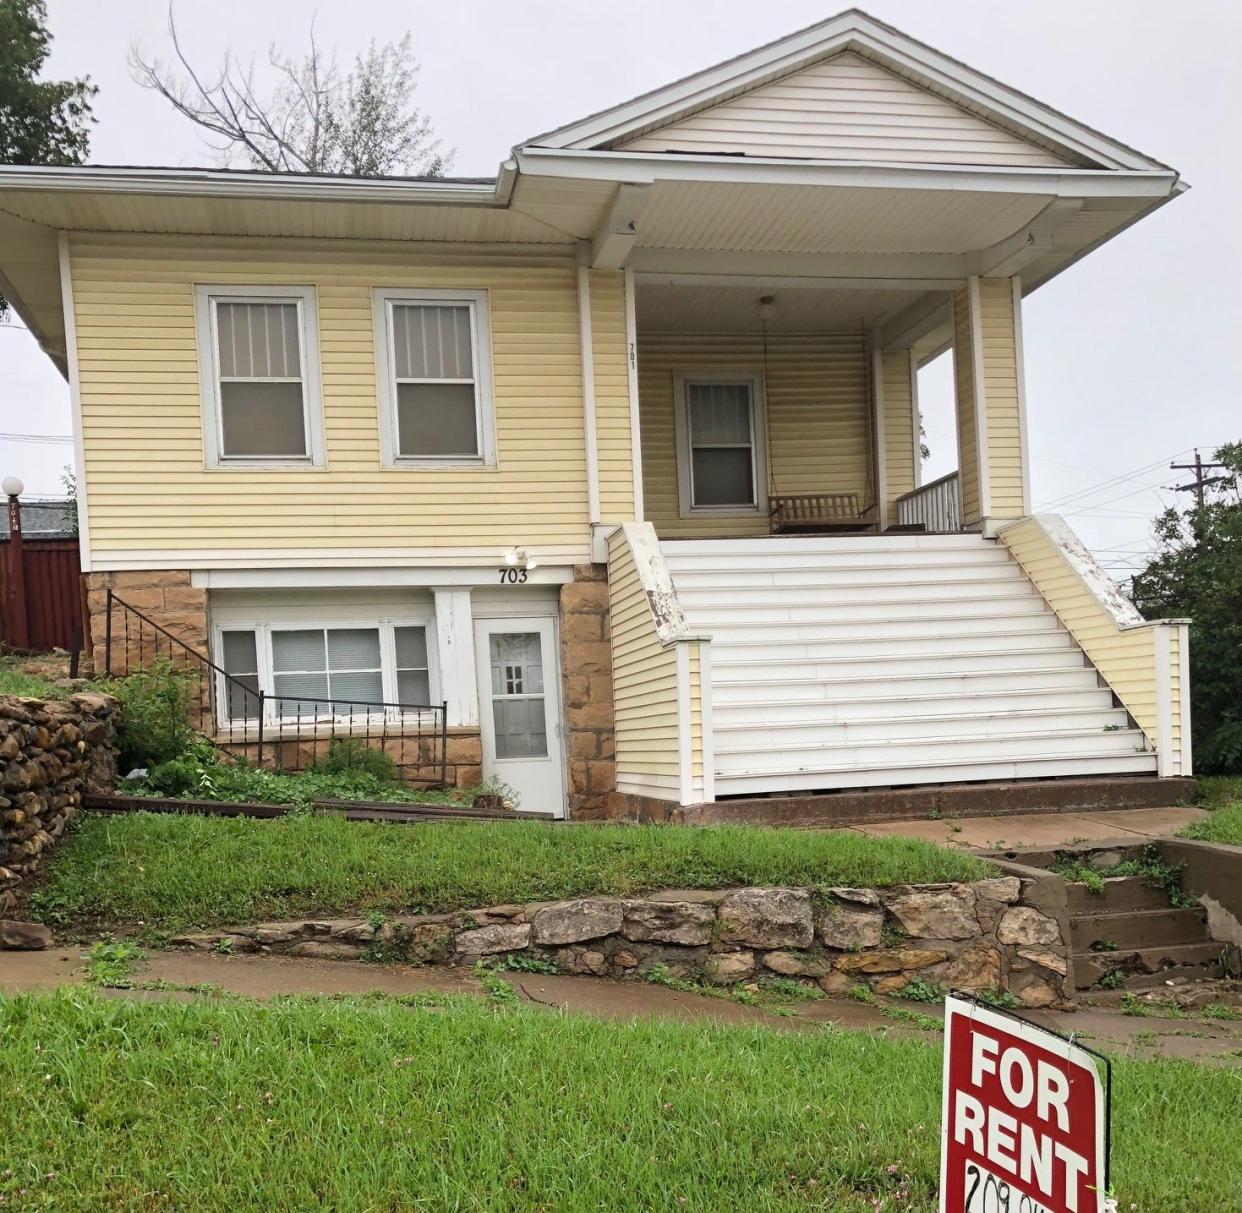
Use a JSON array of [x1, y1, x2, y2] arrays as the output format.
[[1036, 448, 1193, 511], [1169, 449, 1232, 509], [0, 432, 72, 444]]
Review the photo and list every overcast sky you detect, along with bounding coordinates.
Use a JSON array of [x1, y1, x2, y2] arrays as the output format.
[[3, 0, 1238, 577]]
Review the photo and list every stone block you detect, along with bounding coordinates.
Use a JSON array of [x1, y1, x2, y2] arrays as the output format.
[[455, 922, 532, 954], [1016, 947, 1068, 977], [940, 946, 1002, 991], [0, 920, 51, 950], [818, 901, 884, 950], [561, 612, 602, 646], [531, 899, 623, 946], [996, 906, 1060, 947], [718, 888, 814, 948], [621, 900, 715, 946], [874, 975, 909, 996], [835, 948, 948, 974], [971, 877, 1022, 904], [883, 887, 978, 940], [702, 950, 755, 984]]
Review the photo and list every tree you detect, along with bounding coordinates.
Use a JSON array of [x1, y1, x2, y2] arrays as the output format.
[[0, 0, 96, 165], [130, 9, 451, 177], [1131, 442, 1242, 771]]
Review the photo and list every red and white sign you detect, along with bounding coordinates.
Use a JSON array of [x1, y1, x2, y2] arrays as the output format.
[[940, 996, 1106, 1213]]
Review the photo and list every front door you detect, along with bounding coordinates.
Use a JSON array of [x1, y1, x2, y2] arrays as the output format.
[[474, 617, 566, 818]]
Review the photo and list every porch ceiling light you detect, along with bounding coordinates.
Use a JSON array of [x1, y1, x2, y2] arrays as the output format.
[[758, 295, 777, 322]]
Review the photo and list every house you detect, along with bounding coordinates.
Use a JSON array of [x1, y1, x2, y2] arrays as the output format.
[[0, 9, 1192, 819]]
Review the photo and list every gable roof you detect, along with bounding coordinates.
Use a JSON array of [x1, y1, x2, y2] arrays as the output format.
[[523, 8, 1170, 173]]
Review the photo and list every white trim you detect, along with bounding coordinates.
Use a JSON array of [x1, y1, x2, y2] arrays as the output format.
[[698, 639, 715, 805], [1010, 276, 1033, 516], [0, 163, 503, 204], [627, 247, 967, 283], [115, 547, 588, 575], [193, 283, 325, 470], [1178, 622, 1192, 777], [515, 147, 1179, 198], [526, 11, 1169, 172], [576, 256, 602, 523], [623, 268, 645, 521], [371, 287, 497, 469], [672, 370, 768, 519], [590, 182, 650, 269], [56, 232, 91, 572], [433, 588, 478, 728], [676, 641, 694, 806], [967, 275, 992, 522], [910, 349, 922, 488], [871, 333, 888, 531], [1154, 625, 1174, 777]]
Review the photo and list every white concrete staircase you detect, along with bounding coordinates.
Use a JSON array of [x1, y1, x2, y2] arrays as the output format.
[[661, 534, 1157, 797]]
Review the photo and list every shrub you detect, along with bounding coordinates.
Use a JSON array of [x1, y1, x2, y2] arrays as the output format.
[[107, 657, 199, 771], [308, 737, 397, 781]]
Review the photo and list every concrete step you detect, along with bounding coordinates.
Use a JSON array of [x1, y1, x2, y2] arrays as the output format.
[[1065, 876, 1173, 916], [1071, 906, 1209, 952], [1074, 942, 1229, 990]]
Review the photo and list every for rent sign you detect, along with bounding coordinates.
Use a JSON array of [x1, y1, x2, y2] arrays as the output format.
[[940, 996, 1107, 1213]]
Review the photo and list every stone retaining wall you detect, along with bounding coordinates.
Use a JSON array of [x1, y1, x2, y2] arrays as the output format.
[[172, 875, 1074, 1007], [0, 692, 119, 925]]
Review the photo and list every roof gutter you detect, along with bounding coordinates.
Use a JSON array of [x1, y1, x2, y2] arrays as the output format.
[[0, 164, 506, 207]]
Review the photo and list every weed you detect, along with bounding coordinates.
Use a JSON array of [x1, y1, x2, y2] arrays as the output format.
[[1090, 939, 1118, 953], [757, 976, 823, 1003], [473, 960, 520, 1008], [365, 910, 388, 931], [900, 979, 946, 1005], [847, 983, 877, 1005], [82, 939, 145, 987], [1099, 969, 1127, 990], [880, 920, 907, 948], [976, 987, 1021, 1011], [499, 953, 559, 975], [1201, 1003, 1242, 1022], [882, 1007, 943, 1032], [212, 936, 234, 956]]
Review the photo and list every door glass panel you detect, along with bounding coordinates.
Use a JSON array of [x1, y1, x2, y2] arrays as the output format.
[[488, 632, 547, 759]]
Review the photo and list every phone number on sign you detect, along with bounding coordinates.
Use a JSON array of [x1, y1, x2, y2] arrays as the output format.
[[963, 1162, 1055, 1213]]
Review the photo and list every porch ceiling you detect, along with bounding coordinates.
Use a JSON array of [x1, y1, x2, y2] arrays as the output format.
[[635, 279, 928, 333]]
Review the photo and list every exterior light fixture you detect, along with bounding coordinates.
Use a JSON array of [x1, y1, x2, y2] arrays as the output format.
[[2, 476, 23, 498], [758, 295, 777, 322]]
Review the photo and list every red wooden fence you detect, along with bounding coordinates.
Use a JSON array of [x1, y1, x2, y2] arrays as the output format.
[[0, 537, 83, 652]]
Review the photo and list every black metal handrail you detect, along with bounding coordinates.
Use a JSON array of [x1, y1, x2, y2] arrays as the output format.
[[103, 589, 449, 785]]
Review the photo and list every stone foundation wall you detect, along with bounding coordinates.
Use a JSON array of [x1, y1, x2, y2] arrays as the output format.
[[86, 570, 207, 673], [560, 563, 615, 817], [0, 692, 119, 923], [173, 876, 1075, 1007]]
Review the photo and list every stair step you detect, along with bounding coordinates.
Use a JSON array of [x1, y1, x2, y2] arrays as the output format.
[[665, 566, 1026, 591], [712, 665, 1102, 701], [674, 583, 1039, 612], [1065, 876, 1173, 916], [702, 614, 1061, 645], [714, 648, 1092, 682], [715, 707, 1132, 747], [1074, 943, 1229, 990], [713, 628, 1076, 663], [713, 686, 1117, 723], [716, 750, 1158, 796], [663, 534, 994, 556], [1071, 906, 1209, 951]]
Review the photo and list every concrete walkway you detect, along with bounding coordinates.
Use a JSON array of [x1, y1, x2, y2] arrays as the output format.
[[4, 945, 1239, 1063], [851, 805, 1208, 851]]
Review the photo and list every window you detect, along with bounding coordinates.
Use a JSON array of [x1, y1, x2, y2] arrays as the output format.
[[373, 288, 496, 467], [674, 373, 767, 515], [195, 285, 324, 468], [217, 620, 435, 722]]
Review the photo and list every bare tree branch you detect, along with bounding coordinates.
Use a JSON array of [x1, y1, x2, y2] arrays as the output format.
[[129, 3, 452, 176]]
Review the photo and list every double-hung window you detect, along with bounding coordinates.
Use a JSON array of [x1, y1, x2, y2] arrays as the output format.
[[674, 373, 767, 515], [216, 620, 435, 724], [373, 288, 496, 467], [195, 284, 325, 468]]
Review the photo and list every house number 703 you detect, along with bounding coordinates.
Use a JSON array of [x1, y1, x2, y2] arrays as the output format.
[[498, 567, 529, 583]]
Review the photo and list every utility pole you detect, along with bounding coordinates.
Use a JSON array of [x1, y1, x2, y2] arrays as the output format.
[[1170, 450, 1230, 509]]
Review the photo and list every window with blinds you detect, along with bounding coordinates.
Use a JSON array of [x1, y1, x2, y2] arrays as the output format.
[[195, 285, 324, 467], [375, 289, 495, 466], [682, 378, 761, 508]]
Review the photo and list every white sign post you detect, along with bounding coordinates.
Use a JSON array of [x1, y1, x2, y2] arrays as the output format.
[[940, 995, 1109, 1213]]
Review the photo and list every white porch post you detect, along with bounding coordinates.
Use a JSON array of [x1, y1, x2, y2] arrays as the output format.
[[433, 588, 478, 727]]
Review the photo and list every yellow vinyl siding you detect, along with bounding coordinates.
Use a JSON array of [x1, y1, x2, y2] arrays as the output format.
[[639, 332, 870, 538], [69, 232, 614, 555], [880, 348, 917, 514], [589, 268, 636, 520], [616, 52, 1070, 168], [951, 286, 982, 525], [1000, 517, 1160, 741], [978, 278, 1026, 519], [607, 528, 680, 795]]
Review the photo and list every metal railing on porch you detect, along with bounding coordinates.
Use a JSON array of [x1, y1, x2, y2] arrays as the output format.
[[895, 472, 961, 533], [103, 590, 448, 785]]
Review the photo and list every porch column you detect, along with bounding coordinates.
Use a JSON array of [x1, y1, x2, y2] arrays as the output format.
[[951, 276, 1031, 530], [433, 587, 478, 727], [874, 345, 920, 526]]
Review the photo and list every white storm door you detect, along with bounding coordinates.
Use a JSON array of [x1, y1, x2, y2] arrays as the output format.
[[474, 618, 566, 818]]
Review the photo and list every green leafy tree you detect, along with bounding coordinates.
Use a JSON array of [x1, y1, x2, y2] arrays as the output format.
[[1131, 443, 1242, 771], [0, 0, 96, 316], [0, 0, 96, 165]]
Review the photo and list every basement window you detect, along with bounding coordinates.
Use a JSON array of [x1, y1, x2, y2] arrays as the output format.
[[195, 285, 325, 468], [373, 288, 496, 468], [674, 372, 767, 515]]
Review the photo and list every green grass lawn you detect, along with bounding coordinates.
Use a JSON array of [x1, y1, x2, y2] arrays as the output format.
[[0, 653, 65, 698], [1182, 776, 1242, 846], [0, 990, 1236, 1212], [33, 812, 994, 937]]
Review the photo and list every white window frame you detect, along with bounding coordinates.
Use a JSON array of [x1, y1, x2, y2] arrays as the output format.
[[194, 283, 326, 470], [213, 616, 439, 729], [672, 370, 768, 518], [372, 287, 497, 469]]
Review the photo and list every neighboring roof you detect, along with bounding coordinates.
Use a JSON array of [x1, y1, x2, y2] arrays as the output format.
[[522, 7, 1172, 173], [2, 498, 77, 539]]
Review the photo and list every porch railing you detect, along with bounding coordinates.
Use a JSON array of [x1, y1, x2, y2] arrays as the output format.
[[102, 590, 448, 785], [895, 472, 961, 532]]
